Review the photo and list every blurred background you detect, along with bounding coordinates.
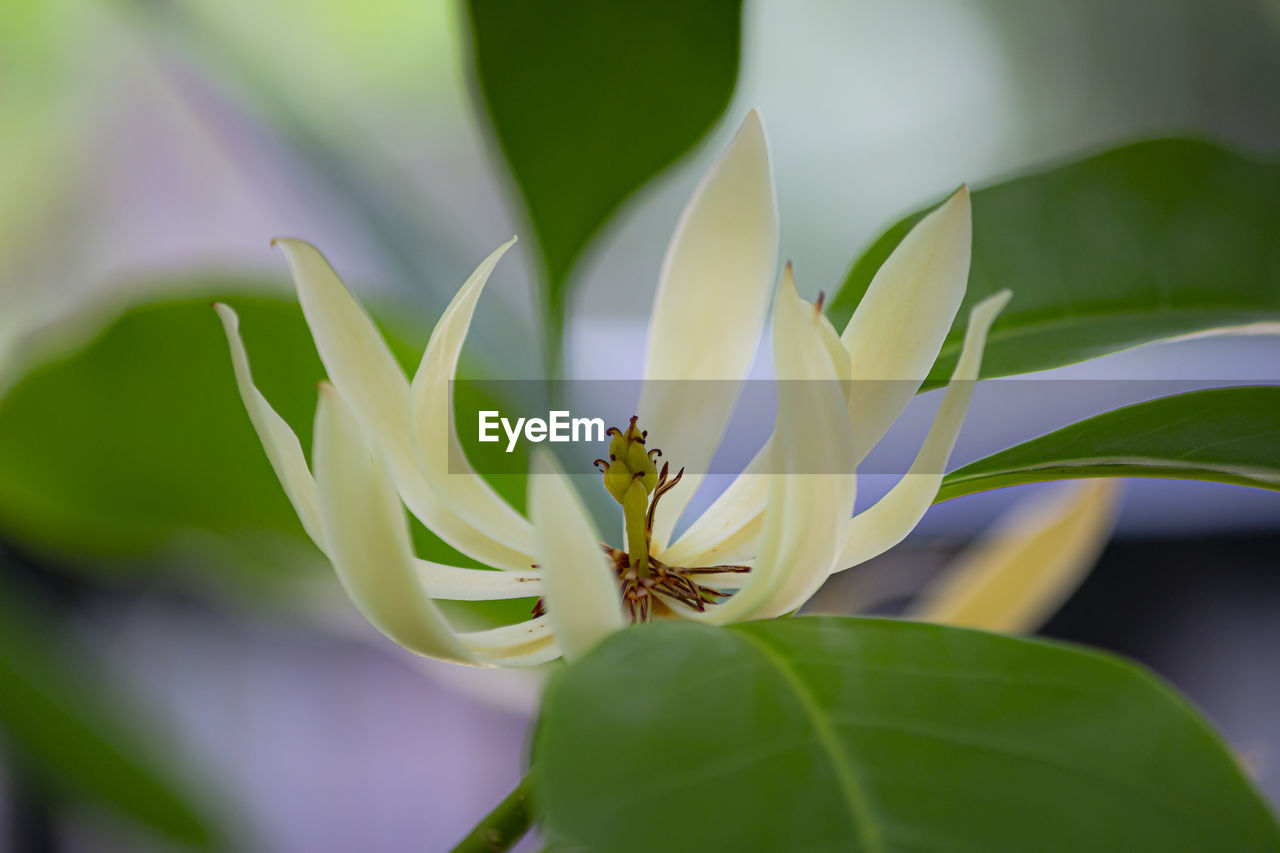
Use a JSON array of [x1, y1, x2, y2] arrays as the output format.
[[2, 0, 1279, 849]]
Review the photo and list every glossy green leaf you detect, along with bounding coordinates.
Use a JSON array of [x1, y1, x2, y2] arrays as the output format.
[[0, 573, 216, 848], [937, 386, 1280, 502], [534, 617, 1278, 852], [466, 0, 743, 361], [828, 139, 1280, 386]]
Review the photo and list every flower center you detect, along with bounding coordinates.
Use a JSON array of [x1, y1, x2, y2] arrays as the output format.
[[529, 416, 751, 624]]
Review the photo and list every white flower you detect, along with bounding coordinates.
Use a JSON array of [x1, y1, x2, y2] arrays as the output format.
[[215, 111, 1111, 667]]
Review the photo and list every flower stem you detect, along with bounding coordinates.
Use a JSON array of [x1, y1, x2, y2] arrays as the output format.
[[451, 774, 535, 853]]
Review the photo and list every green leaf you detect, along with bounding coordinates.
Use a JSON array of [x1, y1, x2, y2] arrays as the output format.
[[937, 386, 1280, 502], [827, 139, 1280, 386], [534, 618, 1279, 852], [0, 573, 217, 848], [466, 0, 743, 363], [0, 291, 328, 569]]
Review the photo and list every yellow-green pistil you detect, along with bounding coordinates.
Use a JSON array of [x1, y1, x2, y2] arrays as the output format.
[[597, 416, 662, 573]]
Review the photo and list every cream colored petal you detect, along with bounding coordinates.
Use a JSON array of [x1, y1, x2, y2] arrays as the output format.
[[458, 615, 552, 653], [276, 237, 410, 450], [639, 110, 779, 550], [840, 187, 972, 465], [688, 569, 755, 591], [909, 480, 1121, 633], [529, 452, 625, 660], [415, 560, 542, 600], [313, 382, 475, 665], [666, 183, 968, 563], [834, 289, 1011, 572], [816, 304, 853, 384], [475, 637, 563, 668], [410, 239, 534, 552], [750, 282, 858, 618], [214, 303, 325, 549], [275, 237, 532, 571], [457, 615, 562, 670], [659, 270, 850, 569], [690, 275, 855, 624], [655, 443, 769, 566], [665, 187, 970, 568]]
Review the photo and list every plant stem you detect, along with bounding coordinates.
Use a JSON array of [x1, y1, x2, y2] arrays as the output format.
[[451, 774, 535, 853]]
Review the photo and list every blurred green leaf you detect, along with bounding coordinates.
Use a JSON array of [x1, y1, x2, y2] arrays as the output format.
[[466, 0, 743, 366], [937, 386, 1280, 502], [828, 139, 1280, 385], [534, 618, 1279, 852], [0, 291, 327, 569], [0, 572, 216, 848]]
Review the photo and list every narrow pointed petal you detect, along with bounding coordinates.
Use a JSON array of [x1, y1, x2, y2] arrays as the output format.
[[415, 560, 542, 600], [458, 616, 562, 666], [529, 452, 625, 660], [639, 110, 779, 549], [475, 638, 563, 668], [458, 615, 552, 653], [841, 186, 972, 463], [275, 238, 532, 570], [692, 276, 855, 624], [410, 238, 534, 552], [214, 303, 325, 549], [276, 237, 411, 450], [834, 289, 1012, 572], [910, 480, 1121, 632], [313, 382, 474, 664], [659, 268, 850, 568]]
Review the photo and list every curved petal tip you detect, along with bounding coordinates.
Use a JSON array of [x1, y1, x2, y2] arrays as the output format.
[[931, 183, 971, 233], [976, 288, 1013, 324], [271, 236, 325, 264]]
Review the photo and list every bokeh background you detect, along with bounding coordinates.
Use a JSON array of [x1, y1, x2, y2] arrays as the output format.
[[2, 0, 1279, 849]]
